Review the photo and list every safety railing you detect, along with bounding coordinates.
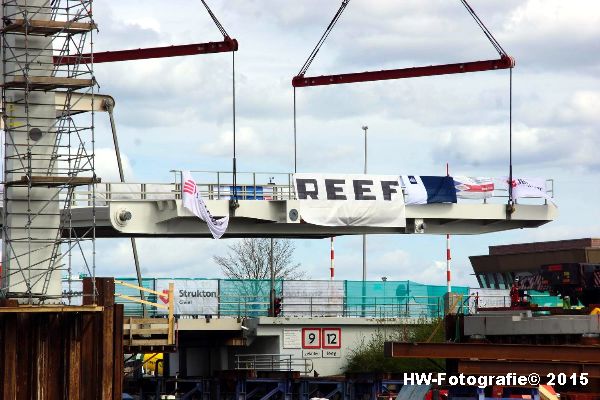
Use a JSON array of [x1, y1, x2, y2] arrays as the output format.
[[235, 354, 313, 373], [77, 277, 564, 319], [467, 293, 563, 312], [205, 295, 452, 319], [65, 172, 554, 207]]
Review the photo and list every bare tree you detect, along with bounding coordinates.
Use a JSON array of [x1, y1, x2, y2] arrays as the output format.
[[214, 238, 306, 280]]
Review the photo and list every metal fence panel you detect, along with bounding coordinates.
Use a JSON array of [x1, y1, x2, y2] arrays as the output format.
[[282, 280, 344, 317]]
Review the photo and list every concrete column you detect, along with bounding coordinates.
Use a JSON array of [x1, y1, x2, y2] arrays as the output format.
[[2, 1, 61, 300]]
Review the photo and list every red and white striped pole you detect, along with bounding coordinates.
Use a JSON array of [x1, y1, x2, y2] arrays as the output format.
[[446, 162, 452, 294], [330, 237, 335, 280]]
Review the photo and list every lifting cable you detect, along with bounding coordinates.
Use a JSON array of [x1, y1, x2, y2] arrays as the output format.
[[292, 0, 514, 209], [460, 0, 514, 208], [459, 0, 507, 57], [200, 0, 239, 207], [293, 0, 351, 172], [200, 0, 231, 39]]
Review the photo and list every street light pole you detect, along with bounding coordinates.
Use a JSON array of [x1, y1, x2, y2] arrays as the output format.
[[361, 125, 368, 317], [361, 125, 368, 282], [270, 238, 275, 316]]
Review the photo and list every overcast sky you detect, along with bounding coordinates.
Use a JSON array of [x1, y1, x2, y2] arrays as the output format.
[[90, 0, 600, 286]]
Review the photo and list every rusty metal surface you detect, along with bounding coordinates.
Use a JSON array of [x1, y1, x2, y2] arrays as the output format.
[[459, 360, 600, 377], [384, 342, 600, 363], [0, 278, 124, 400]]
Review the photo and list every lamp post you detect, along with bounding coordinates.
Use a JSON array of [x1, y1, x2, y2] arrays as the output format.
[[361, 125, 368, 282], [361, 125, 368, 317]]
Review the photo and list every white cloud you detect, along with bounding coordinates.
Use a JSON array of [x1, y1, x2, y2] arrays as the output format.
[[432, 122, 600, 171], [95, 147, 135, 182]]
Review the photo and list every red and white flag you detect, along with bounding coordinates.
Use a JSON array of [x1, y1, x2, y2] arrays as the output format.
[[182, 171, 229, 239], [508, 177, 556, 206]]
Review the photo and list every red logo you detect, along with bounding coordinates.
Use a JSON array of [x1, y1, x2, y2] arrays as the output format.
[[159, 290, 169, 304], [183, 179, 197, 195]]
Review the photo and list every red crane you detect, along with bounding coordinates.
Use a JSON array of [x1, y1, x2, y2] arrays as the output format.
[[56, 0, 237, 65], [292, 0, 514, 87], [55, 38, 238, 65]]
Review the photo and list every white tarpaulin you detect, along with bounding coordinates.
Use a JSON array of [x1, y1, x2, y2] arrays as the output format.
[[468, 288, 510, 312], [511, 177, 556, 205], [293, 173, 405, 227], [156, 279, 219, 315], [453, 176, 495, 199], [182, 171, 229, 238], [283, 280, 344, 317]]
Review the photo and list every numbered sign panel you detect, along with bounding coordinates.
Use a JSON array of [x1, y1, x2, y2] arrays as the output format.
[[302, 328, 322, 349], [322, 328, 342, 349]]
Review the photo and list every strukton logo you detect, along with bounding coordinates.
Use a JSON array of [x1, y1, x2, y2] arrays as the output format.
[[178, 289, 218, 305], [159, 289, 169, 304]]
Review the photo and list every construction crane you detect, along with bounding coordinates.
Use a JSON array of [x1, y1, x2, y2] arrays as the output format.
[[292, 0, 514, 87]]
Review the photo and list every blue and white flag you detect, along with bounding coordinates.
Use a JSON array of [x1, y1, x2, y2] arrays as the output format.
[[182, 171, 229, 239], [401, 175, 457, 205]]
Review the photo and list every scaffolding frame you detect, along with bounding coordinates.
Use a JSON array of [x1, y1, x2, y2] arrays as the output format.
[[1, 0, 97, 303]]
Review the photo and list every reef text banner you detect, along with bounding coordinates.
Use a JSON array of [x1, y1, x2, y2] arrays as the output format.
[[293, 173, 406, 227]]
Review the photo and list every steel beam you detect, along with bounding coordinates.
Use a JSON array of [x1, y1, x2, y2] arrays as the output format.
[[384, 342, 600, 363], [55, 39, 238, 65], [458, 360, 600, 378], [292, 56, 514, 87]]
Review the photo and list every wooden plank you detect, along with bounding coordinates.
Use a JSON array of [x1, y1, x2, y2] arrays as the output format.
[[4, 314, 18, 400], [126, 317, 169, 325], [0, 316, 4, 396], [80, 313, 95, 400], [124, 327, 169, 335], [5, 175, 101, 188], [168, 282, 175, 345], [2, 76, 94, 90], [46, 314, 62, 400], [0, 305, 103, 313], [1, 19, 97, 35], [112, 304, 124, 400], [68, 314, 82, 400], [116, 293, 167, 309], [102, 308, 114, 400], [115, 279, 166, 297], [128, 339, 170, 346], [123, 345, 177, 354], [19, 314, 34, 400]]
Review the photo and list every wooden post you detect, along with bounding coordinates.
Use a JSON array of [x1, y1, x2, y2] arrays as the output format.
[[112, 304, 124, 400], [2, 315, 17, 399], [168, 282, 175, 345]]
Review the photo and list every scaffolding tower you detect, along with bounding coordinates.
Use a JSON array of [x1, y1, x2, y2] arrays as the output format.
[[1, 0, 98, 303]]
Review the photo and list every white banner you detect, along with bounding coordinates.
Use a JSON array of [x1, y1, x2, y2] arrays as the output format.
[[182, 171, 229, 238], [468, 288, 510, 312], [156, 279, 219, 315], [293, 174, 405, 227], [511, 177, 556, 205], [453, 176, 494, 199], [283, 280, 344, 317]]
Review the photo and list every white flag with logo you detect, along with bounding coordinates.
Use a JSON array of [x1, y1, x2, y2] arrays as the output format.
[[509, 177, 556, 205], [182, 171, 229, 238]]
